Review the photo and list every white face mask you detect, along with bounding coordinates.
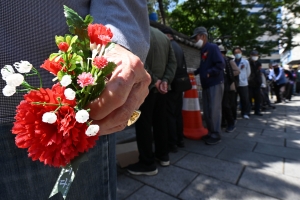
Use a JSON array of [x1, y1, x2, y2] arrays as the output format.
[[195, 39, 203, 48], [252, 56, 258, 61]]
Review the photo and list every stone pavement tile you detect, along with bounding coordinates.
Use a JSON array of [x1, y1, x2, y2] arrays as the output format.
[[221, 137, 256, 151], [285, 126, 300, 134], [263, 124, 285, 132], [284, 159, 300, 178], [286, 139, 300, 149], [169, 149, 188, 164], [128, 165, 197, 197], [175, 153, 243, 184], [179, 174, 277, 200], [236, 132, 284, 146], [182, 139, 224, 157], [117, 175, 143, 200], [221, 130, 240, 138], [235, 119, 249, 127], [254, 143, 300, 161], [217, 147, 283, 173], [263, 130, 300, 140], [125, 185, 177, 200], [239, 167, 300, 200], [235, 127, 263, 134], [246, 122, 267, 129]]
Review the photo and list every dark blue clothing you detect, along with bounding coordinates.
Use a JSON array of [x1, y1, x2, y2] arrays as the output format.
[[194, 43, 225, 89]]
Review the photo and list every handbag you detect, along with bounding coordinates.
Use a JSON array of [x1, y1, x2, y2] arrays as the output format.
[[171, 56, 192, 92]]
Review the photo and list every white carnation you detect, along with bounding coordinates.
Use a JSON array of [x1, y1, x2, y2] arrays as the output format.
[[1, 65, 15, 80], [64, 88, 76, 100], [2, 85, 16, 96], [60, 75, 72, 87], [6, 73, 24, 87], [13, 61, 33, 73], [75, 110, 89, 123], [85, 125, 100, 136], [42, 112, 57, 124]]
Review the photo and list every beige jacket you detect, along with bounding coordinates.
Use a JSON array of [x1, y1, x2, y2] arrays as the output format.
[[229, 60, 240, 91]]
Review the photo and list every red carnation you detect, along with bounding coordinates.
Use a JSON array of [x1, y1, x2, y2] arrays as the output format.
[[12, 83, 98, 167], [93, 56, 108, 69], [40, 58, 64, 76], [58, 42, 69, 52], [88, 24, 113, 46]]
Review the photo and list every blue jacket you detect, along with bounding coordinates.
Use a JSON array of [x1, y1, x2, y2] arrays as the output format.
[[194, 43, 225, 89]]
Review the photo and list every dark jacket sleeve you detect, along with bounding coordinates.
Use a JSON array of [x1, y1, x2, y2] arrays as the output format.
[[207, 45, 225, 76], [162, 43, 177, 83]]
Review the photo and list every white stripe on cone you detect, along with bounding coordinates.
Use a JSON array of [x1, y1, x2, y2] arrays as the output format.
[[192, 85, 197, 89], [182, 98, 200, 111]]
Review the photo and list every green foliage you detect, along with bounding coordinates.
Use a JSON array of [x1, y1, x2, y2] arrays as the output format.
[[167, 0, 300, 54]]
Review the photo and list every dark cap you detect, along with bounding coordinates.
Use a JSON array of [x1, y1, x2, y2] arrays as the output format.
[[191, 26, 208, 39], [161, 27, 174, 36], [250, 50, 259, 55]]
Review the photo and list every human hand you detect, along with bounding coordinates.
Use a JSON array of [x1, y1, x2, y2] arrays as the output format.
[[155, 79, 162, 92], [87, 44, 151, 135], [159, 81, 168, 94]]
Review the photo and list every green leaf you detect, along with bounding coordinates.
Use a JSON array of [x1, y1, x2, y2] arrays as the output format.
[[49, 53, 60, 61], [55, 36, 65, 45], [65, 35, 72, 45], [57, 71, 64, 81], [68, 64, 77, 71], [70, 35, 78, 46], [63, 5, 93, 36], [101, 62, 117, 77]]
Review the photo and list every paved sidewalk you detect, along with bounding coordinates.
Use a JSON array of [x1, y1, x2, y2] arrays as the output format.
[[116, 96, 300, 200]]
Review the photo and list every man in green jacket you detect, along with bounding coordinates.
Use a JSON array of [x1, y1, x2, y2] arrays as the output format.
[[127, 27, 177, 175]]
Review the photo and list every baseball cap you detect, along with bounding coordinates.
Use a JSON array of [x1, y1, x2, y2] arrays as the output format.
[[271, 62, 278, 67], [161, 27, 174, 36], [250, 50, 259, 55], [191, 26, 208, 39]]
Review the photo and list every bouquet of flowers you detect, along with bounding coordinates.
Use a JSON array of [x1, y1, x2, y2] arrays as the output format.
[[1, 6, 117, 199]]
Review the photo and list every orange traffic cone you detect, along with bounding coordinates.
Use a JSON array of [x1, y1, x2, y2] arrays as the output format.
[[182, 73, 208, 140]]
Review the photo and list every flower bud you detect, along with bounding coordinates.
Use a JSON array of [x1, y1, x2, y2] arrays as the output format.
[[75, 110, 89, 123], [6, 73, 24, 87], [64, 88, 76, 100], [60, 75, 72, 87], [58, 42, 69, 52], [13, 61, 33, 73], [85, 125, 100, 136], [2, 85, 16, 96], [42, 112, 57, 124], [1, 65, 15, 80]]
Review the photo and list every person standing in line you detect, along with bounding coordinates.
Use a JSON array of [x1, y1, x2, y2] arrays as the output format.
[[232, 47, 251, 119], [127, 27, 177, 175], [248, 50, 263, 116], [219, 45, 240, 132], [161, 27, 187, 153], [191, 27, 225, 145], [1, 1, 151, 199], [269, 63, 287, 103]]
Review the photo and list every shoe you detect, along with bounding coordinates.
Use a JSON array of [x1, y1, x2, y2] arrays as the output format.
[[205, 136, 221, 145], [254, 113, 263, 116], [226, 125, 236, 133], [177, 140, 185, 148], [243, 115, 250, 119], [202, 134, 210, 141], [169, 144, 178, 153], [127, 162, 158, 176], [275, 101, 282, 104], [155, 155, 170, 167]]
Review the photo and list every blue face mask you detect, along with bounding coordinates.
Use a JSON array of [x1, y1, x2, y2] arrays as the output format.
[[235, 53, 242, 59]]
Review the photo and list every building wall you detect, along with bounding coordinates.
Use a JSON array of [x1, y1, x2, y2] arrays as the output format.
[[177, 42, 200, 70]]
